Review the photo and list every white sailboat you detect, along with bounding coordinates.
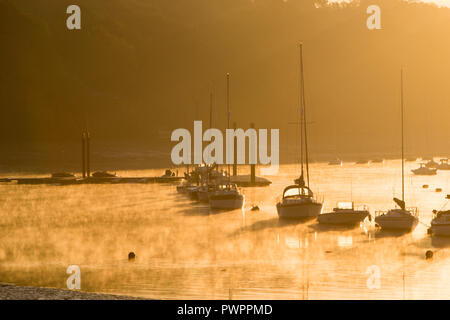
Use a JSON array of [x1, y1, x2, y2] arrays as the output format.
[[375, 69, 419, 231], [209, 73, 245, 210], [277, 44, 323, 220]]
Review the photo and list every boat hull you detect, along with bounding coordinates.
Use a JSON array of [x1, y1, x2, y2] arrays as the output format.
[[318, 211, 369, 225], [431, 224, 450, 237], [209, 195, 244, 210], [375, 215, 418, 231], [411, 168, 437, 175], [277, 202, 322, 219], [197, 191, 210, 202]]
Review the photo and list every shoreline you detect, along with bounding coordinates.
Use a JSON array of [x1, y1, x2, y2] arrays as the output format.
[[0, 283, 145, 300]]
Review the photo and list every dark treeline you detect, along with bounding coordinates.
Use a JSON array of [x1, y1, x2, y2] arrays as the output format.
[[1, 0, 449, 168]]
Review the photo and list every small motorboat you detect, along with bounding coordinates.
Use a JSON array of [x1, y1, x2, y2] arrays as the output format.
[[51, 172, 75, 178], [92, 171, 117, 178], [355, 159, 369, 165], [375, 198, 419, 231], [411, 163, 437, 175], [209, 183, 244, 210], [371, 158, 384, 164], [431, 210, 450, 237], [318, 202, 370, 225], [328, 158, 342, 166], [161, 169, 176, 177], [437, 159, 450, 170], [425, 159, 439, 168]]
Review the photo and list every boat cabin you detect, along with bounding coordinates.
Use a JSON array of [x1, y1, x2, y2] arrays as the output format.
[[282, 185, 314, 200]]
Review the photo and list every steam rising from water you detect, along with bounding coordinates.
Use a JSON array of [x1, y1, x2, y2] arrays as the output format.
[[322, 0, 450, 7], [0, 163, 449, 299]]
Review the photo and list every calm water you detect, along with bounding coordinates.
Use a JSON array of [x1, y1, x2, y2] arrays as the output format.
[[0, 161, 449, 299]]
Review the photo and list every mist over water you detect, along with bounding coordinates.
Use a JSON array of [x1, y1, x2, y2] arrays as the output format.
[[326, 0, 450, 6], [0, 162, 449, 299]]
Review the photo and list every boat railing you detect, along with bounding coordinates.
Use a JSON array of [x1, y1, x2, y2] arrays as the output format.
[[355, 204, 370, 211], [375, 208, 419, 217], [374, 210, 387, 217], [407, 207, 419, 217]]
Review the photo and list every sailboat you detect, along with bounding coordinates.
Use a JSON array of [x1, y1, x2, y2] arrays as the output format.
[[276, 44, 323, 219], [411, 163, 437, 175], [375, 69, 419, 231], [430, 195, 450, 236], [430, 211, 450, 236], [209, 73, 245, 210]]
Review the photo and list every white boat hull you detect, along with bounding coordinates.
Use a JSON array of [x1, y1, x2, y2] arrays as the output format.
[[431, 224, 450, 237], [375, 214, 418, 231], [277, 202, 322, 219], [209, 196, 244, 210], [318, 211, 369, 225]]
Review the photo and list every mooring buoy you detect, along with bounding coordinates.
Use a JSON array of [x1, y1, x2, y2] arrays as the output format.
[[426, 250, 433, 260], [128, 252, 136, 262]]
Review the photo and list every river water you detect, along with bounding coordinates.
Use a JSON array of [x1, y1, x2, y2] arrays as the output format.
[[0, 161, 449, 299]]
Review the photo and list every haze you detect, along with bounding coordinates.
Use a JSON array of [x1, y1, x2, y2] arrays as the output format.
[[1, 0, 449, 170]]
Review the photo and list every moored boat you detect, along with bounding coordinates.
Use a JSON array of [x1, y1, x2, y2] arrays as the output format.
[[328, 158, 342, 166], [437, 159, 450, 170], [318, 202, 369, 225], [412, 163, 437, 175], [431, 210, 450, 236], [375, 69, 419, 232], [277, 184, 322, 219], [276, 43, 323, 220], [209, 183, 244, 210]]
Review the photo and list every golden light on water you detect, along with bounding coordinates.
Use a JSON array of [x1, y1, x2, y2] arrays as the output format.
[[325, 0, 450, 6], [1, 163, 449, 299], [411, 0, 450, 7]]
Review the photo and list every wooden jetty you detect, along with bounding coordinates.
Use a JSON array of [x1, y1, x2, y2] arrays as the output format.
[[2, 176, 182, 185], [230, 175, 271, 187]]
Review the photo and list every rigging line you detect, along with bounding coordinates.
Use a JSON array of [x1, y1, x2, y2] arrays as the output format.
[[300, 43, 310, 186], [401, 68, 405, 203], [299, 44, 304, 180]]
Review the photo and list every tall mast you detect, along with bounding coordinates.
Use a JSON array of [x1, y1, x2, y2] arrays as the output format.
[[401, 68, 405, 202], [299, 45, 304, 181], [299, 43, 310, 187], [227, 73, 231, 180], [210, 92, 213, 129]]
